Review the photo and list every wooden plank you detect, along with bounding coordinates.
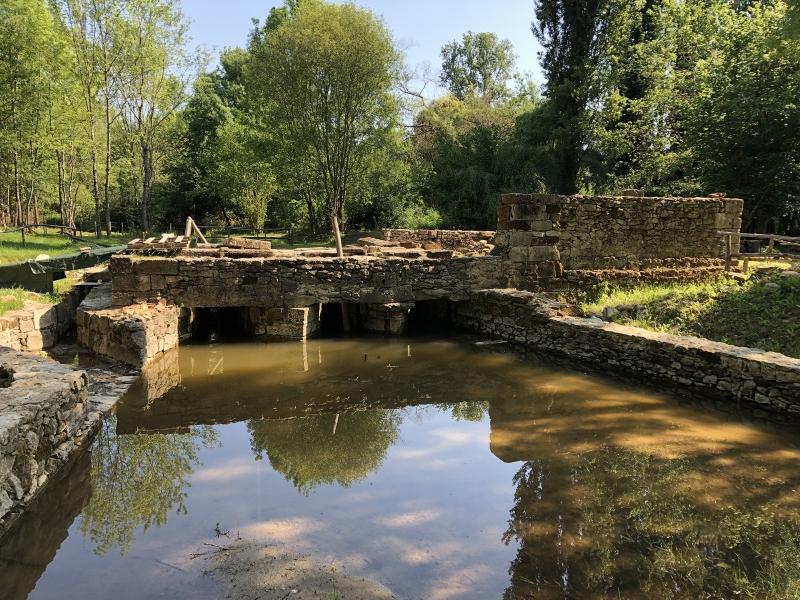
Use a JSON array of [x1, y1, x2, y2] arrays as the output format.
[[720, 231, 800, 243]]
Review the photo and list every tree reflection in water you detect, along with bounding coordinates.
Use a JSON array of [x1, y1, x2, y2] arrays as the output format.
[[503, 447, 800, 600], [248, 410, 402, 495], [78, 416, 219, 556]]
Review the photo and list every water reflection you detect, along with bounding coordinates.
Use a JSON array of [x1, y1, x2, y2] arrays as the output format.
[[0, 450, 91, 600], [78, 417, 218, 556], [248, 411, 402, 494], [3, 338, 800, 600], [488, 381, 800, 600]]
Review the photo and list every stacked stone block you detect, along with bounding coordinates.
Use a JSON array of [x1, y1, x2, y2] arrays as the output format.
[[0, 349, 92, 531], [76, 284, 179, 367], [495, 194, 743, 292]]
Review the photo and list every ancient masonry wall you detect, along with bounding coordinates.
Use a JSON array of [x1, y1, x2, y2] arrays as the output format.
[[109, 254, 504, 308], [0, 350, 93, 531], [0, 291, 80, 352], [452, 289, 800, 420], [494, 194, 743, 292], [382, 229, 495, 255], [77, 284, 179, 368]]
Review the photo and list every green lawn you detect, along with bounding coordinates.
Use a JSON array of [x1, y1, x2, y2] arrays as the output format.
[[582, 268, 800, 358], [0, 230, 129, 264]]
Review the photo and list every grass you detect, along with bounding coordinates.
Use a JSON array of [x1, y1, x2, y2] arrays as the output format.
[[0, 230, 130, 264], [581, 267, 800, 358], [0, 287, 62, 315]]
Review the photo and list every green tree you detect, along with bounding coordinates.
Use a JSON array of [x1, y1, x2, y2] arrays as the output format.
[[116, 0, 197, 232], [529, 0, 616, 194], [249, 0, 402, 254], [685, 1, 800, 232], [413, 90, 536, 228], [440, 31, 516, 103]]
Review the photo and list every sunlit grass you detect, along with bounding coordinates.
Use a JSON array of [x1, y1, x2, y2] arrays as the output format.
[[0, 287, 62, 315], [581, 269, 800, 358], [0, 230, 130, 264]]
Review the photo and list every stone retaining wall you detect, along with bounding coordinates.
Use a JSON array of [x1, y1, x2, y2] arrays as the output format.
[[0, 350, 92, 531], [495, 194, 742, 292], [0, 291, 80, 352], [453, 289, 800, 419], [382, 229, 495, 255], [109, 254, 504, 309], [77, 284, 179, 367]]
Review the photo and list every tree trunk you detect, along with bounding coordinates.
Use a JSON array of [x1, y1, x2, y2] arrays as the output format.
[[90, 145, 100, 237], [13, 150, 21, 227], [141, 140, 152, 232], [331, 213, 344, 258], [305, 191, 317, 236], [56, 150, 65, 226], [104, 94, 112, 236]]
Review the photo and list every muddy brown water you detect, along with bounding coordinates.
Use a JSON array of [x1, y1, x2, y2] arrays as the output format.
[[2, 337, 800, 600]]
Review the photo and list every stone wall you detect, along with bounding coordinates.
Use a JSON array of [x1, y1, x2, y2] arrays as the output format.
[[0, 291, 80, 352], [495, 194, 743, 292], [76, 284, 180, 367], [382, 229, 495, 255], [109, 254, 504, 309], [0, 349, 92, 531], [452, 289, 800, 420]]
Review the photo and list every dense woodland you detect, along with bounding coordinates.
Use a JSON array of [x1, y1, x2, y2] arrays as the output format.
[[1, 0, 799, 240]]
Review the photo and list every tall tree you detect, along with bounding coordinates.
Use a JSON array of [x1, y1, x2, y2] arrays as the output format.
[[117, 0, 195, 232], [531, 0, 614, 194], [59, 0, 104, 235], [249, 0, 402, 255], [440, 31, 516, 103]]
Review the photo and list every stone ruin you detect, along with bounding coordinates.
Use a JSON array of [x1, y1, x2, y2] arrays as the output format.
[[76, 193, 744, 370]]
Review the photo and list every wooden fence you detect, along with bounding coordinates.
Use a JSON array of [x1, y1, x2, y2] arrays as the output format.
[[720, 231, 800, 271]]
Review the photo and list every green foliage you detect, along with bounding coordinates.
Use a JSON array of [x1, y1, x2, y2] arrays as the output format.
[[582, 272, 800, 358], [248, 410, 401, 495], [505, 447, 800, 599], [440, 31, 516, 103], [686, 2, 800, 230], [413, 94, 536, 229], [79, 417, 219, 555], [249, 0, 403, 242]]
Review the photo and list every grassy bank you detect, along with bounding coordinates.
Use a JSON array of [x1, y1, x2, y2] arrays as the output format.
[[0, 287, 63, 315], [0, 230, 129, 264], [581, 267, 800, 358]]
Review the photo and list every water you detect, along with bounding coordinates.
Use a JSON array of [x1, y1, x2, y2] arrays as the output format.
[[2, 337, 800, 600]]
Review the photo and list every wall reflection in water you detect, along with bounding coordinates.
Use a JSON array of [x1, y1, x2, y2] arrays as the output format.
[[0, 451, 91, 600]]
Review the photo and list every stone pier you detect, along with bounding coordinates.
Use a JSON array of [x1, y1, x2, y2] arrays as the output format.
[[362, 302, 414, 335], [248, 305, 322, 342]]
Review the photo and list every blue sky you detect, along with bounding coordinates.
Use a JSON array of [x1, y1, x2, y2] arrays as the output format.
[[181, 0, 544, 94]]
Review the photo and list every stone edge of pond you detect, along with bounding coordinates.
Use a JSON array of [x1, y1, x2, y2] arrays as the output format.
[[0, 348, 137, 535], [454, 288, 800, 422]]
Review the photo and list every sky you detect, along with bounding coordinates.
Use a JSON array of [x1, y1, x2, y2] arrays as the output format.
[[181, 0, 544, 95]]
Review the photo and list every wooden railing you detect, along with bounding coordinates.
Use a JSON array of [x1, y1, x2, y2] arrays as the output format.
[[719, 231, 800, 271]]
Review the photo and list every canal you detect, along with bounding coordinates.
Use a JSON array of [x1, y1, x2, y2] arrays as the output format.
[[2, 337, 799, 599]]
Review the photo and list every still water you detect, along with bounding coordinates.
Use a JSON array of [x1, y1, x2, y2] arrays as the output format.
[[2, 337, 800, 600]]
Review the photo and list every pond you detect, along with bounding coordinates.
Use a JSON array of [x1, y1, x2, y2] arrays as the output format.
[[2, 337, 800, 600]]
